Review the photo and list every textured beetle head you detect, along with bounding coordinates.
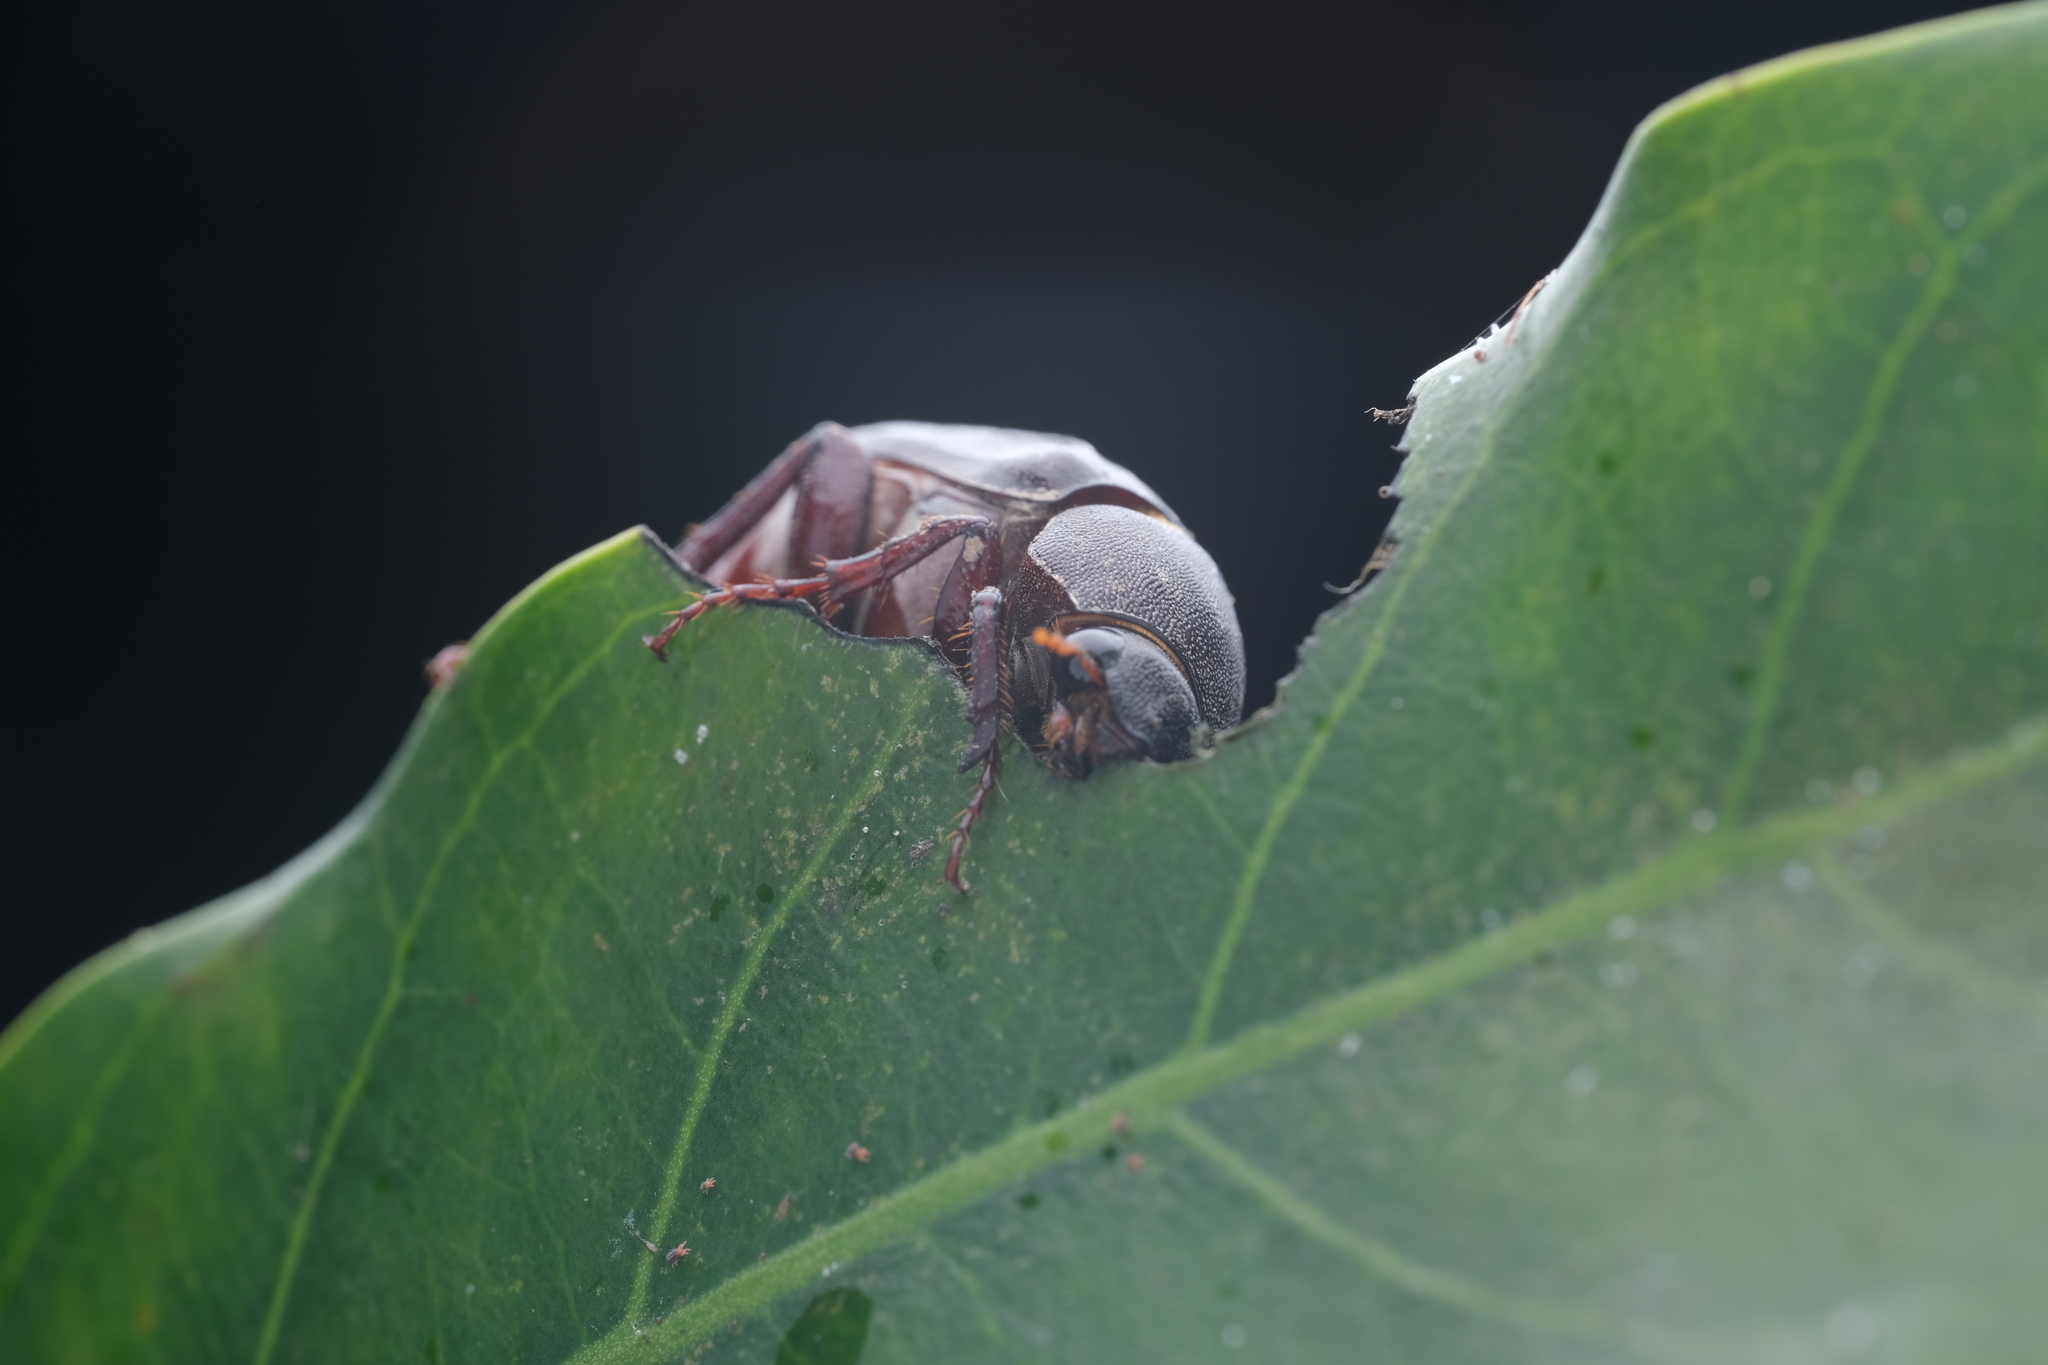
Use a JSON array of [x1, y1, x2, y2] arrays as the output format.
[[1036, 626, 1202, 778], [1022, 503, 1245, 735]]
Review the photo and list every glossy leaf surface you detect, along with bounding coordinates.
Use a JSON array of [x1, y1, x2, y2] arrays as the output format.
[[5, 8, 2047, 1362]]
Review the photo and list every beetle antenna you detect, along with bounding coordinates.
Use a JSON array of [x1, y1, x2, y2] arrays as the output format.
[[1030, 627, 1105, 686]]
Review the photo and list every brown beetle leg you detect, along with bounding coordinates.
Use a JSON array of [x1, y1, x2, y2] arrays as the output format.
[[647, 515, 1001, 660], [958, 588, 1006, 771], [944, 749, 999, 895], [787, 433, 874, 626], [945, 587, 1006, 893], [679, 425, 835, 572]]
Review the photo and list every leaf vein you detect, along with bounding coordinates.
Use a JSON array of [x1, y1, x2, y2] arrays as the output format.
[[1160, 1110, 1666, 1355], [563, 715, 2044, 1365], [1182, 396, 1506, 1052], [251, 604, 659, 1365], [1721, 155, 2048, 820], [618, 691, 932, 1325]]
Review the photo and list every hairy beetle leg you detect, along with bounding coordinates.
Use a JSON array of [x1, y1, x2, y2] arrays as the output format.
[[958, 589, 1006, 770], [646, 515, 1001, 661], [645, 579, 828, 659]]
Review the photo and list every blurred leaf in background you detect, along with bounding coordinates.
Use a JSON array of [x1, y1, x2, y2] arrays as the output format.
[[3, 5, 2045, 1362]]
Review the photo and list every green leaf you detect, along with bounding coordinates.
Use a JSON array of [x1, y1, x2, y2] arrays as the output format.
[[6, 6, 2048, 1361]]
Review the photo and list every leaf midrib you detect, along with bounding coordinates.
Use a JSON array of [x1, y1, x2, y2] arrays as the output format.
[[587, 136, 2048, 1356], [11, 79, 2039, 1356], [566, 716, 2045, 1364]]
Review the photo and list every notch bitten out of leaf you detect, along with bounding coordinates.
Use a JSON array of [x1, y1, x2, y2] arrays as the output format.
[[2, 10, 2046, 1365]]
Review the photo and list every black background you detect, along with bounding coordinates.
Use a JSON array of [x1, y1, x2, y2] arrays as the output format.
[[7, 0, 1965, 1023]]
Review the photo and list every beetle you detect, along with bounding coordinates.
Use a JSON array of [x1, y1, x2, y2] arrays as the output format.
[[648, 421, 1246, 891]]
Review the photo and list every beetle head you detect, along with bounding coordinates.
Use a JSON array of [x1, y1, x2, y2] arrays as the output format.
[[1034, 626, 1202, 778]]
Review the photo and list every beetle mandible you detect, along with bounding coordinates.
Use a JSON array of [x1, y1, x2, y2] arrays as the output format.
[[648, 421, 1246, 891]]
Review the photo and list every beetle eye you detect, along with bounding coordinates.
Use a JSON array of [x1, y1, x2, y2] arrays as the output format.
[[1058, 627, 1124, 688]]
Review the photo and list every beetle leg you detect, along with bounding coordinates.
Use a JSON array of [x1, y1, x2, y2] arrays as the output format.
[[812, 516, 1000, 604], [958, 588, 1006, 771], [787, 433, 874, 626], [677, 424, 863, 572], [647, 515, 1001, 660], [945, 745, 999, 895], [942, 587, 1006, 893]]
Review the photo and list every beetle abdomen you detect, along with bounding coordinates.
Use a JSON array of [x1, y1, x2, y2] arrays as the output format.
[[1024, 503, 1246, 730]]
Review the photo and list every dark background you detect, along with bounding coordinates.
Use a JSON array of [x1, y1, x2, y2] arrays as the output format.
[[6, 0, 1966, 1024]]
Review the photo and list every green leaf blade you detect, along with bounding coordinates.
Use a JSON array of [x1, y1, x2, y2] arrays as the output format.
[[6, 7, 2048, 1362]]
